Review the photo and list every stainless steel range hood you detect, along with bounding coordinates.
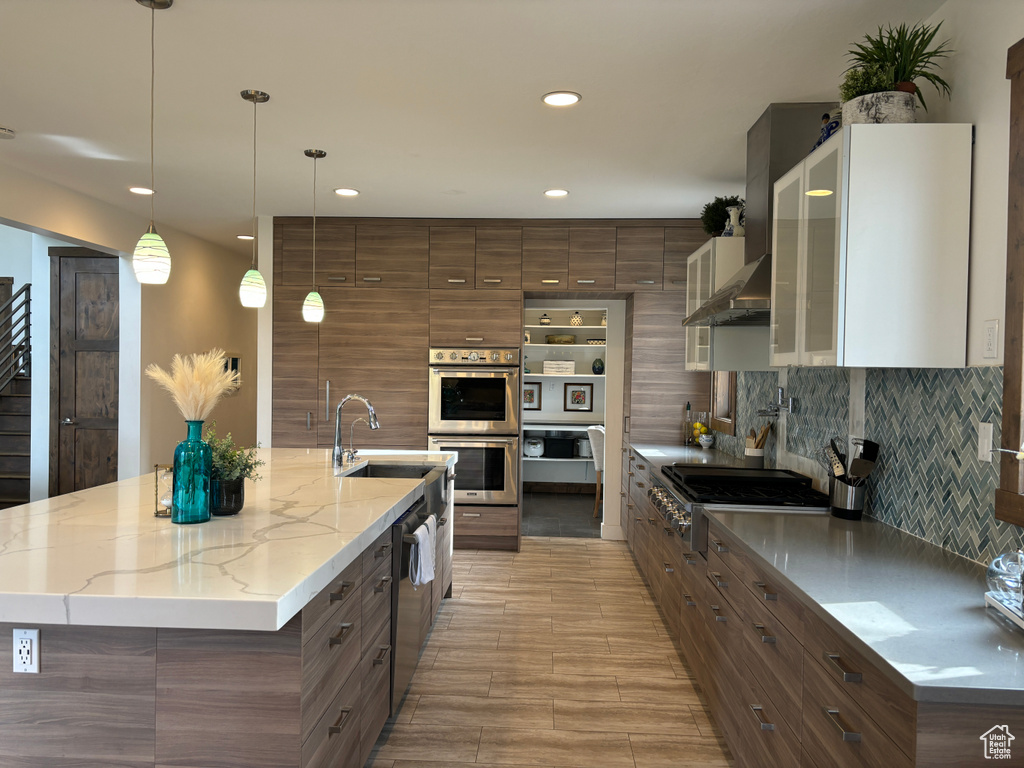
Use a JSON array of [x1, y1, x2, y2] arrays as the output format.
[[682, 253, 772, 327]]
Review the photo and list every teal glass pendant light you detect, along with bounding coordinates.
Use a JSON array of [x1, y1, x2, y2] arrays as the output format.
[[238, 89, 270, 307], [132, 0, 173, 285], [302, 149, 326, 323]]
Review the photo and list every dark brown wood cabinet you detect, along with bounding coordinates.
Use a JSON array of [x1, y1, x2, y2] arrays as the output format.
[[273, 285, 320, 447], [317, 288, 429, 449], [663, 224, 706, 291], [428, 289, 522, 348], [522, 227, 569, 290], [615, 227, 665, 290], [356, 225, 429, 288], [568, 227, 616, 290], [476, 226, 522, 290], [429, 226, 476, 289], [276, 218, 356, 287]]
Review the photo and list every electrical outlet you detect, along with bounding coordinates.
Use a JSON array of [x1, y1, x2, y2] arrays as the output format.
[[549, 383, 555, 391], [978, 422, 994, 462], [13, 628, 39, 673], [984, 320, 1000, 359]]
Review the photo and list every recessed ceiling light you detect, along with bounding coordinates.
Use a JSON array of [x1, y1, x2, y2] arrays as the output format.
[[130, 186, 155, 195], [334, 188, 359, 197], [544, 189, 569, 198], [542, 91, 581, 107], [805, 189, 834, 197], [237, 234, 254, 241]]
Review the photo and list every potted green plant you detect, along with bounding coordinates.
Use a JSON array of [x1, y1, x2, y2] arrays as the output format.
[[700, 195, 744, 237], [842, 21, 953, 124], [204, 423, 265, 516]]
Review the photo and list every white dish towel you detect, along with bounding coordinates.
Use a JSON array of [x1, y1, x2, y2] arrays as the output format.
[[409, 516, 436, 588]]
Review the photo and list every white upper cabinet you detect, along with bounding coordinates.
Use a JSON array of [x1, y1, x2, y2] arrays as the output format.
[[685, 237, 745, 371], [770, 124, 971, 368]]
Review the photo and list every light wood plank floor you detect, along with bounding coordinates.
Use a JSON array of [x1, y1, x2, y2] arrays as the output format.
[[367, 536, 734, 768]]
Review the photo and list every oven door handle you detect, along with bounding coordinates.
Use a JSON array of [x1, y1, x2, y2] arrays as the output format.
[[431, 437, 517, 446], [432, 368, 516, 376]]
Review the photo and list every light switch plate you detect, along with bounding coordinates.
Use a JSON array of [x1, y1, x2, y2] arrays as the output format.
[[984, 320, 1000, 359], [978, 422, 994, 462]]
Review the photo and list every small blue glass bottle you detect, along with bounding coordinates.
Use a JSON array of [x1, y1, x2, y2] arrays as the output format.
[[172, 420, 212, 524]]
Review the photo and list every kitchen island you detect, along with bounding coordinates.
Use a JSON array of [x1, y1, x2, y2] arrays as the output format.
[[0, 447, 455, 768]]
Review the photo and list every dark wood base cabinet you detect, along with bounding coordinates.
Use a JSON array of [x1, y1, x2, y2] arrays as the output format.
[[0, 530, 413, 768], [623, 470, 1024, 768]]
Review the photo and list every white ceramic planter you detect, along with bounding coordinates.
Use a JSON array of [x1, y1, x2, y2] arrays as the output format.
[[841, 91, 917, 125]]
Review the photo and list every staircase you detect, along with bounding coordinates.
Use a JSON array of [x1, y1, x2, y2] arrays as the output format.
[[0, 281, 31, 510], [0, 375, 30, 510]]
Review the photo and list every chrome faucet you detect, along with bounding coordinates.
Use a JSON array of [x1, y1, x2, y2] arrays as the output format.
[[334, 394, 380, 465], [757, 386, 797, 418]]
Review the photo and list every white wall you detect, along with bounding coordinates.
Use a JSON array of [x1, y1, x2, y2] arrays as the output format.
[[927, 0, 1024, 366], [0, 226, 32, 288], [0, 160, 257, 483]]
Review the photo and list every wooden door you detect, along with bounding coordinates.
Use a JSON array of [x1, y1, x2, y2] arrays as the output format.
[[663, 224, 707, 291], [271, 285, 319, 447], [50, 249, 119, 495], [355, 225, 429, 288], [428, 289, 522, 347], [475, 227, 522, 290]]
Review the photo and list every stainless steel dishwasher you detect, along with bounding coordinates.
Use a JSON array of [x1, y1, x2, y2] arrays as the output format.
[[390, 466, 447, 714]]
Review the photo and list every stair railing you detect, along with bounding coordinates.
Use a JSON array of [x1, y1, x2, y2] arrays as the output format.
[[0, 284, 30, 394]]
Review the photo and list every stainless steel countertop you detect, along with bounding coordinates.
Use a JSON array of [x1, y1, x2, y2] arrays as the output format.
[[708, 510, 1024, 706], [629, 443, 746, 473]]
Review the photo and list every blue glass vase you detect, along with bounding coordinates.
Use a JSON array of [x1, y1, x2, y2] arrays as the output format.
[[172, 420, 212, 524]]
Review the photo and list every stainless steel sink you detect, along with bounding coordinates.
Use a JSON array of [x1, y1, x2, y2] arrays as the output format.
[[345, 463, 436, 479]]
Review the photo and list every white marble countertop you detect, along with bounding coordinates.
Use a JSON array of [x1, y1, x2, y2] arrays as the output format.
[[0, 448, 455, 632], [709, 510, 1024, 706]]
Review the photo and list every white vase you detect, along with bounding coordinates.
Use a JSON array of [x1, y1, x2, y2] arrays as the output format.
[[727, 206, 745, 237], [841, 92, 916, 125]]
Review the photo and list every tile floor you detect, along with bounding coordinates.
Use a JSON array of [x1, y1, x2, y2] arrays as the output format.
[[366, 536, 733, 768], [521, 493, 602, 538]]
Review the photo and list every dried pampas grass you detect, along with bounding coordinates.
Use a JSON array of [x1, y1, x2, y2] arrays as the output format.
[[145, 348, 240, 422]]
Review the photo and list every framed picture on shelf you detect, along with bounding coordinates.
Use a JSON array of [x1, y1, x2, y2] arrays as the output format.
[[523, 381, 542, 410], [563, 383, 593, 412]]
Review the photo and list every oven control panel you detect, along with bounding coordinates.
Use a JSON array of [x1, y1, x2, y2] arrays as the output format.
[[429, 348, 520, 365]]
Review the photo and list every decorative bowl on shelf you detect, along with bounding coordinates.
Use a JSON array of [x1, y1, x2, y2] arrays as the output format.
[[586, 338, 604, 345], [546, 334, 576, 344]]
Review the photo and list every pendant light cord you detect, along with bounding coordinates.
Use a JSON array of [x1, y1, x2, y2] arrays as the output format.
[[251, 97, 258, 270], [311, 155, 318, 280], [149, 5, 156, 225]]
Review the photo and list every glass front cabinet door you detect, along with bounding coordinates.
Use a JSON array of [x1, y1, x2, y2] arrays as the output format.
[[770, 162, 803, 366], [685, 241, 713, 371]]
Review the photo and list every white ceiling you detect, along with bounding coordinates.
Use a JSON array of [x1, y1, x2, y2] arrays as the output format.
[[0, 0, 946, 256]]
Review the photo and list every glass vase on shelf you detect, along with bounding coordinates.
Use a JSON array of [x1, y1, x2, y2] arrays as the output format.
[[172, 420, 212, 524], [685, 410, 709, 446]]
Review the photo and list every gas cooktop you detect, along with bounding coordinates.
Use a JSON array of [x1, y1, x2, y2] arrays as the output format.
[[661, 465, 829, 508]]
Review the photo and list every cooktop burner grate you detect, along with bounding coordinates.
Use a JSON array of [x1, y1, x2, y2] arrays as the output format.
[[661, 465, 829, 507]]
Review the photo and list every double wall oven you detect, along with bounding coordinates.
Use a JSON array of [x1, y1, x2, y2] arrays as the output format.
[[427, 348, 520, 506]]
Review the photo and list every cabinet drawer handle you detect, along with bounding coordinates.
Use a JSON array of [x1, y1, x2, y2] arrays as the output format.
[[328, 707, 354, 736], [634, 517, 642, 524], [671, 279, 686, 285], [753, 581, 778, 601], [663, 562, 674, 574], [576, 279, 596, 284], [823, 707, 862, 742], [683, 593, 697, 607], [466, 337, 484, 342], [328, 622, 355, 647], [541, 279, 561, 284], [710, 538, 729, 553], [482, 278, 502, 283], [329, 581, 355, 603], [627, 472, 634, 477], [327, 276, 347, 281], [636, 279, 656, 284], [438, 517, 448, 527], [636, 481, 645, 488], [373, 575, 393, 593], [710, 605, 727, 622], [636, 463, 646, 470], [753, 623, 776, 644], [663, 526, 674, 536], [750, 705, 775, 732], [823, 652, 863, 683], [374, 543, 393, 560], [620, 492, 627, 498], [325, 380, 330, 421], [462, 512, 482, 518], [710, 571, 728, 588], [307, 411, 311, 430], [448, 278, 467, 284], [682, 553, 698, 565], [373, 644, 392, 665], [647, 518, 657, 526], [363, 276, 382, 282]]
